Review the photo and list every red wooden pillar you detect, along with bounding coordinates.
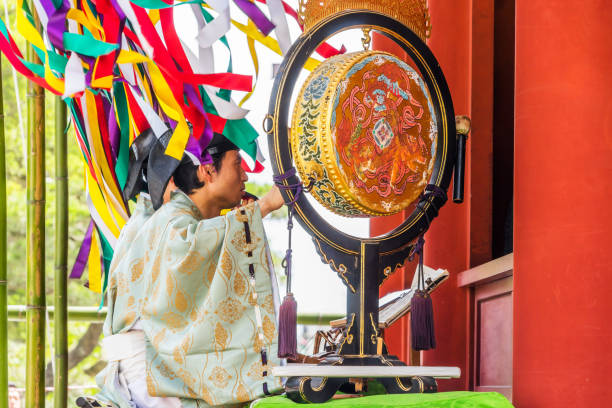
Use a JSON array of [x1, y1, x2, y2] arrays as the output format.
[[513, 1, 612, 405]]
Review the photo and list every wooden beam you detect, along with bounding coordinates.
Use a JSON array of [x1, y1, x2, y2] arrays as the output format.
[[457, 253, 513, 287]]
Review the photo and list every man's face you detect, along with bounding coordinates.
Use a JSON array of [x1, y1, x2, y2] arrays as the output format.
[[208, 150, 248, 208]]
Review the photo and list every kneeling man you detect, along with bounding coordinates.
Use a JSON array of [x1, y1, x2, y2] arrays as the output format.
[[97, 133, 285, 407]]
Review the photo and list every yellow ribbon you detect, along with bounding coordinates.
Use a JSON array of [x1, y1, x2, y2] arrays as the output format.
[[232, 19, 320, 72], [239, 19, 259, 107], [16, 0, 65, 94], [117, 50, 190, 160], [88, 227, 102, 293]]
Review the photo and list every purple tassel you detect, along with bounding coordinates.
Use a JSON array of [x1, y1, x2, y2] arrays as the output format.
[[410, 290, 436, 350], [278, 292, 297, 359]]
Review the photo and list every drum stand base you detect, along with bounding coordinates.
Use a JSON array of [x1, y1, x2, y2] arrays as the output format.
[[281, 355, 439, 403]]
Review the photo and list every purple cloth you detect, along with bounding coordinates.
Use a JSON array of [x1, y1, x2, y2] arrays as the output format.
[[70, 220, 94, 279], [82, 55, 95, 87], [109, 0, 126, 20], [46, 1, 70, 52], [105, 96, 120, 161], [233, 0, 275, 36], [183, 84, 214, 163]]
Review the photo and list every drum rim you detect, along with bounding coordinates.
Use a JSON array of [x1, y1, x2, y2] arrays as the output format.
[[291, 49, 439, 217]]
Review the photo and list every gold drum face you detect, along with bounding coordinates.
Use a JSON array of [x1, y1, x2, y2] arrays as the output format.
[[291, 51, 438, 217]]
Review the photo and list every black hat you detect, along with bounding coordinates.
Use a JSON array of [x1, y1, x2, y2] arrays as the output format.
[[206, 132, 239, 156], [147, 129, 181, 210], [122, 128, 157, 203]]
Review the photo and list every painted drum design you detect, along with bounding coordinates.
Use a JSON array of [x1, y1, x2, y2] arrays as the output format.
[[291, 51, 437, 217]]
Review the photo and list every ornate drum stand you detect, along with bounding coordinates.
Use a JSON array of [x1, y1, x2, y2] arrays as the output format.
[[266, 10, 461, 403]]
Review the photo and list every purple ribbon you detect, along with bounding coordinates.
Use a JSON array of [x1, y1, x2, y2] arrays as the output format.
[[233, 0, 275, 36], [273, 167, 303, 205], [109, 0, 126, 20], [46, 1, 70, 52], [183, 84, 214, 164], [82, 55, 95, 87], [70, 220, 94, 279], [105, 96, 121, 162]]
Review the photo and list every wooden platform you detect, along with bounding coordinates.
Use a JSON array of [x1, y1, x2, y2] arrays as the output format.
[[271, 364, 461, 379]]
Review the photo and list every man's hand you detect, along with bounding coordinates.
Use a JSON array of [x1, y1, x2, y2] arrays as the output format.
[[259, 185, 285, 218]]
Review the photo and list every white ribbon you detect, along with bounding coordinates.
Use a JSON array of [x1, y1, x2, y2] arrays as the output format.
[[129, 86, 169, 139], [203, 84, 250, 119], [117, 37, 137, 86], [63, 52, 86, 97], [197, 0, 231, 49], [268, 0, 291, 55]]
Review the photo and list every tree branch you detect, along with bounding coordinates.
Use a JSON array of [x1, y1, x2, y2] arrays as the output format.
[[45, 323, 103, 387]]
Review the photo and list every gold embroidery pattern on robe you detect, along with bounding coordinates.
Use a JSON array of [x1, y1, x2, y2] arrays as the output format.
[[233, 271, 247, 297], [209, 366, 232, 389], [247, 288, 258, 307], [205, 261, 216, 286], [116, 273, 129, 297], [157, 360, 177, 380], [216, 297, 246, 324], [231, 229, 261, 254], [123, 296, 137, 327], [173, 333, 193, 365], [175, 289, 190, 314], [247, 360, 264, 380], [161, 311, 188, 331], [177, 367, 198, 398], [252, 331, 264, 353], [174, 249, 205, 276], [262, 315, 276, 343], [130, 258, 144, 282], [152, 328, 167, 349], [166, 271, 175, 297], [262, 294, 275, 315], [198, 383, 213, 405], [146, 363, 160, 396], [235, 381, 252, 402], [220, 250, 233, 280], [214, 322, 229, 356]]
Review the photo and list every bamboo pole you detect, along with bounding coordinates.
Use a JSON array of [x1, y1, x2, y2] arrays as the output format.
[[54, 97, 68, 408], [0, 50, 8, 408], [8, 306, 108, 323], [8, 306, 343, 325], [25, 3, 46, 407]]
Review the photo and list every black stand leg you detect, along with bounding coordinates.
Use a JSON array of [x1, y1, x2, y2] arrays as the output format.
[[285, 376, 347, 403]]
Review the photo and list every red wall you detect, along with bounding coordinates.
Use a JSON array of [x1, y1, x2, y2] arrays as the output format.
[[513, 1, 612, 405], [373, 0, 612, 403]]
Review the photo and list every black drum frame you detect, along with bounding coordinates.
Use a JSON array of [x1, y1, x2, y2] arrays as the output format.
[[266, 10, 456, 403]]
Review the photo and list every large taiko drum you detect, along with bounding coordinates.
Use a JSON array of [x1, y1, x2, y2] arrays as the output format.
[[291, 50, 438, 217]]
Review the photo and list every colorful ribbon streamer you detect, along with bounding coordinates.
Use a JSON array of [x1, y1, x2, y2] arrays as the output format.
[[0, 0, 344, 297]]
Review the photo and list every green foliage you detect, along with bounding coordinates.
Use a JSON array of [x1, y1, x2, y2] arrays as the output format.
[[2, 4, 100, 398]]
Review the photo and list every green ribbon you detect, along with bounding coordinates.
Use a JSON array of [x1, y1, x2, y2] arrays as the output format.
[[113, 83, 130, 190], [63, 32, 119, 57]]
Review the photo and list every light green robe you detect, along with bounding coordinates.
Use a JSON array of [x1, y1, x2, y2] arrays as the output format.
[[97, 191, 281, 407]]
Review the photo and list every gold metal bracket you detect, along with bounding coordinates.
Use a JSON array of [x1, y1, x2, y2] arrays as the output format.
[[361, 27, 372, 50]]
